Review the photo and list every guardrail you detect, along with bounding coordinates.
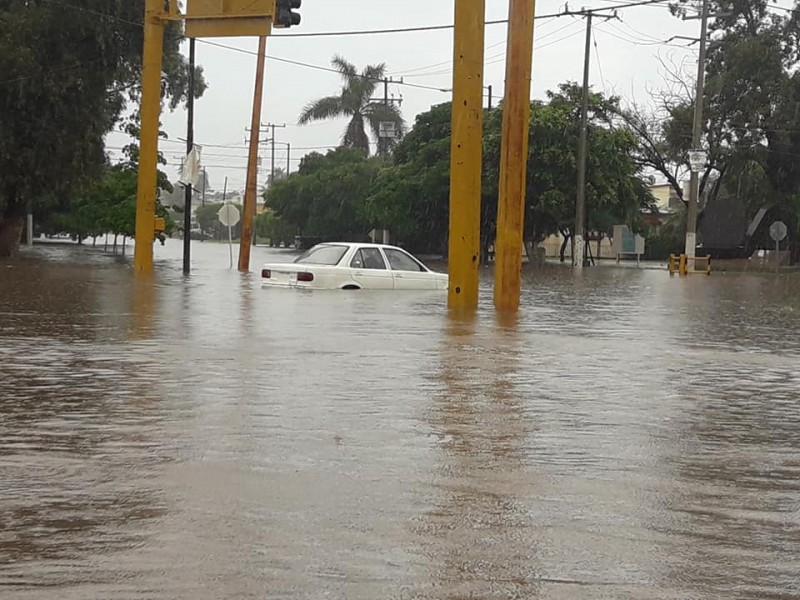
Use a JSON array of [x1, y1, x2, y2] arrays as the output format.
[[668, 254, 712, 276]]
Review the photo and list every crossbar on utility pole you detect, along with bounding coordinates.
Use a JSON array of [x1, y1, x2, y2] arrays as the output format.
[[685, 0, 709, 261]]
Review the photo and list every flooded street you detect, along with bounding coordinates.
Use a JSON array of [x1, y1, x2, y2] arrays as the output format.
[[2, 240, 800, 599]]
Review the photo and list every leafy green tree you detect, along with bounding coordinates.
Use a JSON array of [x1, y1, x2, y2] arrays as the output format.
[[42, 164, 173, 242], [622, 1, 800, 260], [0, 0, 205, 256], [256, 210, 295, 247], [298, 55, 405, 155], [266, 148, 381, 240], [363, 103, 452, 254], [365, 86, 653, 259]]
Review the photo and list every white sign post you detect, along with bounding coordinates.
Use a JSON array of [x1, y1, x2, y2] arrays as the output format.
[[218, 203, 241, 268], [769, 220, 788, 274]]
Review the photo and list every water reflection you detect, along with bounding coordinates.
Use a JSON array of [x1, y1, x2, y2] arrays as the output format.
[[0, 345, 170, 590], [665, 360, 800, 599], [412, 313, 542, 599], [130, 275, 157, 340]]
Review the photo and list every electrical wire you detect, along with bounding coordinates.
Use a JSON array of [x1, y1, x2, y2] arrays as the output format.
[[6, 0, 675, 92], [594, 36, 608, 93]]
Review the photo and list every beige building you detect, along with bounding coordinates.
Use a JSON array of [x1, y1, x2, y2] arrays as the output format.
[[537, 181, 689, 260], [649, 181, 688, 214]]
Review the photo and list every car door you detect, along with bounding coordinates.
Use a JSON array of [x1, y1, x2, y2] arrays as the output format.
[[348, 247, 394, 289], [382, 248, 437, 290]]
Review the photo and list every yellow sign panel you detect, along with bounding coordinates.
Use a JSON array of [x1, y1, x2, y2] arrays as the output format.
[[185, 0, 275, 38]]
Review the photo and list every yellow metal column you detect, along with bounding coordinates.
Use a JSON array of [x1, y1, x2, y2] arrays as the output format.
[[133, 0, 166, 275], [493, 0, 536, 312], [239, 34, 269, 272], [447, 0, 486, 310]]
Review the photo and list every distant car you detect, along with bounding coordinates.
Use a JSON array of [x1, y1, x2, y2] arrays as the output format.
[[260, 243, 448, 291]]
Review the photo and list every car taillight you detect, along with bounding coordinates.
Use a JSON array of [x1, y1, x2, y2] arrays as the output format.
[[261, 269, 271, 278], [296, 272, 314, 282]]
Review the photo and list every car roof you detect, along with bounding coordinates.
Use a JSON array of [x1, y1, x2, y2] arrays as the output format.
[[314, 242, 407, 251]]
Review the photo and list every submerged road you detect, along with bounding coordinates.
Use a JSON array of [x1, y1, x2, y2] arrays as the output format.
[[1, 240, 799, 599]]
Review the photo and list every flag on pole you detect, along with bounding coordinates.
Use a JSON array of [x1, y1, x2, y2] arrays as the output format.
[[179, 146, 202, 186]]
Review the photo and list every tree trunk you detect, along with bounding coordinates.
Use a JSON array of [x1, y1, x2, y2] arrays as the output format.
[[0, 214, 24, 257], [113, 234, 118, 253], [559, 231, 572, 263]]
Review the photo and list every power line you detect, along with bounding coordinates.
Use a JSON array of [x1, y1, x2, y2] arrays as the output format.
[[38, 0, 144, 27], [594, 24, 697, 49], [594, 36, 608, 93], [197, 39, 452, 92], [32, 0, 674, 38], [11, 0, 674, 93], [0, 57, 108, 86], [267, 0, 673, 37]]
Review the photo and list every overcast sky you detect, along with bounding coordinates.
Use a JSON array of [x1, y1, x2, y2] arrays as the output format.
[[104, 0, 794, 193]]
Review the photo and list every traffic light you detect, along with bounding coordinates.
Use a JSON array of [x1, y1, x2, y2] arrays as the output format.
[[274, 0, 301, 28]]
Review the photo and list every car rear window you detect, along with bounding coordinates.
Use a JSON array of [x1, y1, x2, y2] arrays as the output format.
[[294, 244, 348, 266]]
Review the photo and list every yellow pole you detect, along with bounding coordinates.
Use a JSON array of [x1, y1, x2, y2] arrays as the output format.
[[239, 34, 269, 272], [133, 0, 165, 275], [447, 0, 486, 310], [493, 0, 536, 312]]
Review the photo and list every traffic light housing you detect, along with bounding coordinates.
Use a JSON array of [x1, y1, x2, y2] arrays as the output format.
[[274, 0, 301, 28]]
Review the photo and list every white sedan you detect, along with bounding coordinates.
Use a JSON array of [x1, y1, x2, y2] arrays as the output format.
[[260, 243, 448, 291]]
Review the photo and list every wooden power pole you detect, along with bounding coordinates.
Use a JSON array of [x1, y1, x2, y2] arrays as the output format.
[[494, 0, 536, 312], [447, 0, 486, 310], [239, 35, 268, 272]]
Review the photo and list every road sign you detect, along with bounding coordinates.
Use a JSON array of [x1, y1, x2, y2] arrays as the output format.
[[688, 150, 707, 173], [218, 203, 240, 227], [185, 0, 274, 38], [378, 121, 397, 139], [770, 220, 787, 242]]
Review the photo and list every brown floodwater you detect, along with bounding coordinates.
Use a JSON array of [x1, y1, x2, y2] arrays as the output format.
[[1, 239, 799, 599]]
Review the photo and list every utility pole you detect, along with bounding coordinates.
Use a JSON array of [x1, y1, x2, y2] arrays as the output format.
[[574, 11, 593, 270], [371, 78, 402, 157], [182, 37, 195, 275], [447, 0, 486, 310], [264, 122, 286, 187], [239, 34, 268, 272], [494, 0, 536, 312], [487, 84, 493, 110], [383, 78, 389, 156], [286, 142, 290, 175], [685, 0, 709, 261]]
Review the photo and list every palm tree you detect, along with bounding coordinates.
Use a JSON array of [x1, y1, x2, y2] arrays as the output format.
[[298, 55, 405, 155]]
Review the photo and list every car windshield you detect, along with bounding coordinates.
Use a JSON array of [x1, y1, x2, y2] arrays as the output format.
[[293, 244, 348, 266]]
